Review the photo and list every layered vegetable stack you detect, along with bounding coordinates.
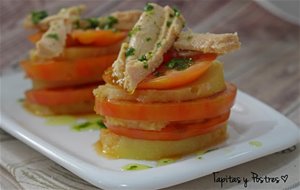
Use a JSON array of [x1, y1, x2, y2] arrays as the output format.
[[94, 3, 241, 160], [21, 5, 141, 115]]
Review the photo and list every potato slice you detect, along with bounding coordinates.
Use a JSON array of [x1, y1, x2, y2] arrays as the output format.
[[96, 125, 227, 160], [94, 61, 226, 103]]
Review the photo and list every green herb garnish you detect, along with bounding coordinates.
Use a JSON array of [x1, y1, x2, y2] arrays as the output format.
[[166, 58, 193, 71], [100, 16, 118, 30], [138, 54, 149, 69], [138, 54, 148, 62], [72, 119, 106, 131], [85, 18, 99, 29], [73, 122, 91, 131], [143, 62, 149, 69], [128, 165, 137, 170], [125, 47, 135, 57], [122, 163, 152, 171], [166, 20, 172, 27], [96, 120, 107, 129], [157, 158, 175, 166], [173, 7, 180, 17], [46, 33, 59, 41], [128, 25, 141, 37], [144, 3, 154, 12], [31, 10, 48, 24], [146, 37, 151, 42], [156, 42, 162, 48]]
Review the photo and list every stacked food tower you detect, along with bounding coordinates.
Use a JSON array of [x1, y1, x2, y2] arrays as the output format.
[[93, 3, 241, 160], [21, 5, 141, 115]]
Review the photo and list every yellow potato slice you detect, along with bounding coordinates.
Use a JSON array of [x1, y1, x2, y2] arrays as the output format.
[[95, 125, 227, 160], [94, 61, 226, 103]]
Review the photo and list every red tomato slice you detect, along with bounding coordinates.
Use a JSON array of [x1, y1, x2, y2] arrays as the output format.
[[137, 53, 217, 89], [138, 61, 212, 89], [95, 83, 237, 121], [26, 85, 96, 106], [102, 53, 217, 90], [21, 54, 117, 82], [105, 112, 230, 141]]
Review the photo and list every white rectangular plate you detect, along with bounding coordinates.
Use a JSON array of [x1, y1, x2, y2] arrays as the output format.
[[1, 73, 299, 190]]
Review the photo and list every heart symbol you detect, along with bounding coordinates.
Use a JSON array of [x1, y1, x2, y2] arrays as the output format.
[[281, 175, 288, 183]]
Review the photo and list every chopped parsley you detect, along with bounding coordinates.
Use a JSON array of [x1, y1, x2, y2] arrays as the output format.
[[128, 25, 141, 37], [46, 33, 59, 41], [128, 165, 137, 170], [146, 37, 151, 42], [122, 163, 152, 171], [166, 20, 172, 27], [85, 18, 99, 29], [173, 7, 180, 17], [100, 16, 118, 30], [125, 47, 135, 57], [73, 121, 91, 131], [156, 42, 162, 48], [166, 58, 193, 71], [138, 54, 148, 62], [143, 62, 149, 69], [96, 120, 107, 129], [31, 10, 48, 24], [144, 3, 154, 12], [138, 53, 152, 69], [72, 119, 106, 131]]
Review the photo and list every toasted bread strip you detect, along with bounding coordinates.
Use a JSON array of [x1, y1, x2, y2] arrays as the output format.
[[174, 32, 240, 54]]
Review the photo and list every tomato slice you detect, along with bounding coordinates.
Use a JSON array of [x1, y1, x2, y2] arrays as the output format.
[[21, 54, 117, 82], [95, 83, 237, 121], [105, 112, 229, 141], [137, 53, 217, 89], [102, 53, 217, 90], [28, 32, 43, 43], [138, 61, 212, 89], [71, 30, 127, 46], [26, 85, 96, 106]]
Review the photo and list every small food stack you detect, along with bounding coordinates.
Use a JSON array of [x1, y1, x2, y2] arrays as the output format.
[[93, 3, 241, 160], [21, 5, 141, 115]]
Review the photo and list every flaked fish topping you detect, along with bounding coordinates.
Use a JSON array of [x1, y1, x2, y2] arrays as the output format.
[[112, 3, 185, 92], [33, 5, 86, 58], [110, 10, 142, 31], [24, 6, 141, 59], [174, 32, 241, 54], [36, 19, 67, 59]]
